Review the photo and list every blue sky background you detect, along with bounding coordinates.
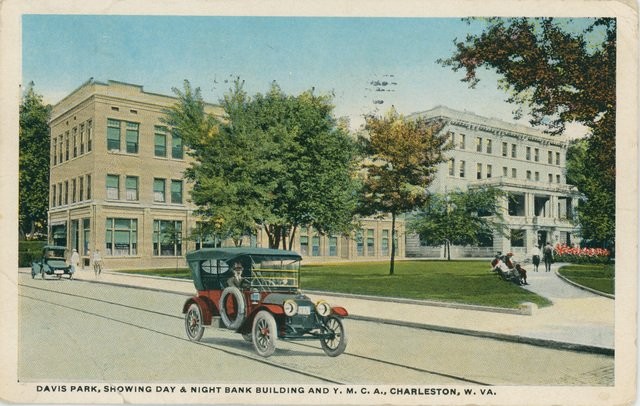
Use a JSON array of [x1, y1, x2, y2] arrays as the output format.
[[23, 15, 589, 135]]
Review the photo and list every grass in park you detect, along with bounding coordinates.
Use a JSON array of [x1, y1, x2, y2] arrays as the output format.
[[122, 260, 551, 309], [557, 263, 615, 295]]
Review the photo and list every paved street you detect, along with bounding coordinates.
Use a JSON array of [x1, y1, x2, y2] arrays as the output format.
[[18, 273, 613, 386]]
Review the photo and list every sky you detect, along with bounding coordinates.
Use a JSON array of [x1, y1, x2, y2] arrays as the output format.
[[22, 15, 590, 136]]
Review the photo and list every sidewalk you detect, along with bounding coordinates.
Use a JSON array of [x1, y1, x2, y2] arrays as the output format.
[[38, 262, 614, 354]]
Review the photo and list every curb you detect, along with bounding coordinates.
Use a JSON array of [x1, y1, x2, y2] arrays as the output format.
[[304, 290, 528, 315], [554, 269, 615, 299]]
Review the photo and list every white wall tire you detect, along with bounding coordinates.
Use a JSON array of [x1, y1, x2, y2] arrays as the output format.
[[219, 287, 246, 330], [252, 310, 277, 357], [185, 303, 205, 341]]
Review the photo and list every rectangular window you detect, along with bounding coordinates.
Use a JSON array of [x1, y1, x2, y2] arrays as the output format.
[[58, 183, 62, 206], [535, 172, 540, 181], [502, 166, 508, 177], [366, 229, 375, 256], [486, 139, 492, 154], [64, 181, 68, 205], [526, 170, 532, 180], [126, 176, 139, 201], [510, 229, 525, 247], [459, 134, 466, 149], [356, 231, 364, 256], [476, 137, 482, 152], [298, 235, 309, 256], [459, 160, 466, 178], [52, 141, 57, 166], [548, 173, 553, 183], [476, 163, 482, 179], [526, 146, 531, 160], [172, 132, 183, 159], [171, 180, 183, 204], [502, 142, 508, 157], [555, 152, 561, 165], [58, 136, 63, 163], [312, 235, 321, 256], [153, 220, 182, 256], [51, 186, 56, 208], [79, 177, 84, 201], [86, 174, 92, 199], [80, 124, 85, 155], [328, 236, 338, 256], [548, 151, 553, 164], [82, 218, 90, 255], [73, 128, 78, 158], [154, 126, 167, 157], [486, 164, 492, 178], [511, 168, 517, 178], [511, 144, 517, 158], [87, 120, 93, 152], [125, 122, 139, 154], [72, 179, 77, 203], [556, 174, 561, 183], [65, 132, 70, 161], [534, 148, 539, 162], [154, 178, 166, 202], [105, 218, 138, 256], [381, 230, 389, 256], [106, 174, 119, 200], [448, 159, 455, 176], [107, 119, 121, 151]]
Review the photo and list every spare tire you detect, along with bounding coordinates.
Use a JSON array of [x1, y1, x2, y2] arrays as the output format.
[[219, 286, 246, 330]]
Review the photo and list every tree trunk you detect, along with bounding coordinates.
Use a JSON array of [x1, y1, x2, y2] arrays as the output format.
[[389, 212, 396, 276], [288, 225, 298, 252]]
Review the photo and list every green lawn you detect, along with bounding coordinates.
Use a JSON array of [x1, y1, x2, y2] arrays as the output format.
[[118, 260, 552, 309], [558, 264, 614, 295]]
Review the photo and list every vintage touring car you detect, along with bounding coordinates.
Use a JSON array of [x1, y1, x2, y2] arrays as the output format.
[[182, 247, 348, 357], [31, 245, 73, 280]]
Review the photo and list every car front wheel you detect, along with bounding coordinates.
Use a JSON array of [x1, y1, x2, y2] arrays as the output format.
[[252, 311, 277, 357], [320, 316, 347, 357], [185, 303, 205, 342]]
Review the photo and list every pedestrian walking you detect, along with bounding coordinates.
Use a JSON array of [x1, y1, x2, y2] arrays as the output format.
[[531, 244, 541, 272], [70, 248, 80, 276], [93, 249, 103, 276], [543, 242, 554, 272]]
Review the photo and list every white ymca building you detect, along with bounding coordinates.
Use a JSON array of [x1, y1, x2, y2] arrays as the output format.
[[405, 106, 581, 259]]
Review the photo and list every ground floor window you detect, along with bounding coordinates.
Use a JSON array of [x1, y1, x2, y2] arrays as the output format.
[[328, 236, 338, 256], [153, 220, 182, 256], [366, 229, 375, 256], [356, 231, 364, 256], [106, 218, 138, 256], [50, 223, 67, 247], [82, 218, 90, 255], [299, 235, 309, 256], [510, 229, 525, 247], [311, 235, 320, 256], [381, 230, 390, 256]]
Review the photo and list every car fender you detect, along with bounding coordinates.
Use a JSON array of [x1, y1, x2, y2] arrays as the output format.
[[183, 296, 217, 326], [331, 306, 349, 317]]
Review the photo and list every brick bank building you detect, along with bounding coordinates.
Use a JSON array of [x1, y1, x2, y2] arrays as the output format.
[[47, 80, 577, 269]]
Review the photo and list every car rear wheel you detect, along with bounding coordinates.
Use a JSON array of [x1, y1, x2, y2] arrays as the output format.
[[185, 303, 205, 342], [320, 316, 347, 357], [252, 311, 277, 357]]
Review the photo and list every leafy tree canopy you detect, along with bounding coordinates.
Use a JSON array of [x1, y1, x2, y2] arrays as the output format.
[[359, 108, 450, 273], [164, 79, 360, 249], [409, 187, 506, 260], [19, 83, 51, 239]]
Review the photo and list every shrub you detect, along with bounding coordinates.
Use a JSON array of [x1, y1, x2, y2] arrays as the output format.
[[554, 243, 611, 264], [18, 240, 46, 267]]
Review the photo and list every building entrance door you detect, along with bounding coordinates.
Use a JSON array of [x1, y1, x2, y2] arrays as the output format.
[[537, 231, 548, 247]]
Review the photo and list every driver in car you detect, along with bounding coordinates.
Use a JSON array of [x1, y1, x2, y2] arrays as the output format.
[[227, 262, 248, 288]]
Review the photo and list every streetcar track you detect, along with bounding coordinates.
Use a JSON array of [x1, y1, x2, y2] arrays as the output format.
[[20, 282, 493, 385]]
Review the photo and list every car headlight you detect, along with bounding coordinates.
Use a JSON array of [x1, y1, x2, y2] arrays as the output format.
[[315, 300, 332, 317], [283, 299, 298, 316]]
